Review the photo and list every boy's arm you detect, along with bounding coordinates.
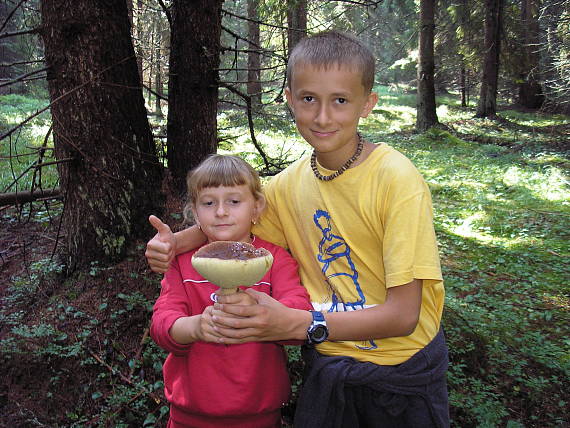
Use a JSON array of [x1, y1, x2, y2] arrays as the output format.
[[322, 279, 422, 340], [146, 215, 207, 273], [212, 279, 422, 343]]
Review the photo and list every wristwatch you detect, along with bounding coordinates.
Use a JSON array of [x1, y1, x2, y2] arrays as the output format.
[[307, 311, 329, 345]]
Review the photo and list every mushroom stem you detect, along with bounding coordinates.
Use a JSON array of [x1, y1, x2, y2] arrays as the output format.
[[218, 287, 239, 295]]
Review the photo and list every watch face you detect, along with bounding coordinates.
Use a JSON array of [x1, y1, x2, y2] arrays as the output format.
[[310, 325, 328, 343], [313, 325, 327, 341]]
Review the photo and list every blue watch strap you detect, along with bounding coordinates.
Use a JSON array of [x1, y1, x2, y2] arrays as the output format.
[[311, 311, 325, 322]]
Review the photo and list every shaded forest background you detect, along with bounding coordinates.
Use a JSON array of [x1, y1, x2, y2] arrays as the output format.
[[0, 0, 568, 427]]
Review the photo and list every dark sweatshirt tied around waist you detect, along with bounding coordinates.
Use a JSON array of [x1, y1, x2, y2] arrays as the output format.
[[294, 328, 449, 428]]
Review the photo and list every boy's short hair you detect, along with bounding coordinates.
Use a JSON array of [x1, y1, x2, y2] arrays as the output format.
[[183, 154, 264, 223], [286, 30, 376, 93]]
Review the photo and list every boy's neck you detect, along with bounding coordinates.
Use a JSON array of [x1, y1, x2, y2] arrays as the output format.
[[314, 138, 376, 172]]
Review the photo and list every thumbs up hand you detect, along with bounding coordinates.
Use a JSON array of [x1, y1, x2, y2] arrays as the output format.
[[145, 215, 176, 273]]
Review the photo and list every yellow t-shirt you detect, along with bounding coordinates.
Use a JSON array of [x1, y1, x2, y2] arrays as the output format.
[[253, 143, 444, 365]]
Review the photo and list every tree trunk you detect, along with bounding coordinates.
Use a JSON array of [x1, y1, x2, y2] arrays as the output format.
[[247, 0, 262, 110], [0, 2, 21, 94], [517, 0, 544, 108], [416, 0, 439, 132], [40, 0, 164, 270], [460, 66, 467, 107], [287, 0, 307, 55], [476, 0, 504, 118], [135, 0, 144, 80], [153, 13, 164, 117], [459, 0, 468, 108], [167, 0, 223, 195]]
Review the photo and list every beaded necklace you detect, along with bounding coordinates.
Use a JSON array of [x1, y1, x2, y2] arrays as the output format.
[[310, 133, 364, 181]]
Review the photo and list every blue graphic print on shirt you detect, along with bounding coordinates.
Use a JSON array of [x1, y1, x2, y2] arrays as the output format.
[[314, 209, 377, 350]]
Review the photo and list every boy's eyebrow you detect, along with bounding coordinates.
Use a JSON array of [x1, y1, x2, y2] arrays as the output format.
[[296, 89, 353, 97]]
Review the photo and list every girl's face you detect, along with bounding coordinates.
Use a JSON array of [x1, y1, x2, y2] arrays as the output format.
[[193, 184, 263, 243]]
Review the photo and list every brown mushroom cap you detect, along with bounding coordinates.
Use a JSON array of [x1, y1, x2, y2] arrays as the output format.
[[191, 241, 273, 288]]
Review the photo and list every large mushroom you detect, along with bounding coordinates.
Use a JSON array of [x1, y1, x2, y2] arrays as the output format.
[[191, 241, 274, 294]]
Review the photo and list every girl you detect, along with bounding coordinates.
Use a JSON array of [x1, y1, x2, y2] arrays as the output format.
[[150, 154, 312, 428]]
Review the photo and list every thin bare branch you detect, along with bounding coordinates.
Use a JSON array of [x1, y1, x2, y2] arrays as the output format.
[[218, 81, 272, 170], [0, 27, 39, 40], [0, 59, 44, 67], [0, 56, 134, 143], [0, 0, 29, 34], [156, 0, 172, 27], [0, 66, 48, 89]]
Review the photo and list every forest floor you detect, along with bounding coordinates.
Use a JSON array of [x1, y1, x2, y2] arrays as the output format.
[[0, 204, 166, 427], [0, 188, 190, 427], [1, 103, 569, 427]]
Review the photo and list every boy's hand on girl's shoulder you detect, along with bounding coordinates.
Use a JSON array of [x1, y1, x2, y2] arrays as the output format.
[[146, 215, 176, 273]]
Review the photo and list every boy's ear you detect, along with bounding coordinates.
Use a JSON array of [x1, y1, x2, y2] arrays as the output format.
[[360, 91, 378, 118], [284, 87, 294, 113]]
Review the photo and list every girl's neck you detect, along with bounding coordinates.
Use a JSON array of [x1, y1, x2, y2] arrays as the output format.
[[208, 233, 254, 245]]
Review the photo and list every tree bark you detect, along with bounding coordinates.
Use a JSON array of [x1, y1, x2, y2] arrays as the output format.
[[167, 0, 223, 195], [153, 13, 164, 117], [40, 0, 164, 270], [247, 0, 262, 110], [287, 0, 307, 55], [517, 0, 543, 108], [416, 0, 439, 132], [476, 0, 504, 118], [0, 2, 22, 94], [460, 66, 467, 107]]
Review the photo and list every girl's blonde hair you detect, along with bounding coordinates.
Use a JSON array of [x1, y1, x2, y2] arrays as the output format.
[[286, 30, 376, 93], [183, 154, 264, 224]]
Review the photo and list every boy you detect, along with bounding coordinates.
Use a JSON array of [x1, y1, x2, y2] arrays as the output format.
[[146, 31, 449, 427]]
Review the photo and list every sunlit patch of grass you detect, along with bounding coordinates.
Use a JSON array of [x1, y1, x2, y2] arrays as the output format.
[[363, 105, 416, 133], [0, 94, 50, 125], [500, 109, 570, 127]]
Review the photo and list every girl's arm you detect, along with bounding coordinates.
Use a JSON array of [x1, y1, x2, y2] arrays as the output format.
[[150, 258, 222, 353]]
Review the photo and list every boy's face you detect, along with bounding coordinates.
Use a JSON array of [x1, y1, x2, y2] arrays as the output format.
[[285, 63, 377, 169]]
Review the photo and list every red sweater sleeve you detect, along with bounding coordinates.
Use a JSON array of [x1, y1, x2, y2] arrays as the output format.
[[150, 257, 194, 356]]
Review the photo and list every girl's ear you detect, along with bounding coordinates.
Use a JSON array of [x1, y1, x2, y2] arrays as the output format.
[[360, 91, 378, 118], [191, 207, 201, 229], [252, 195, 266, 223]]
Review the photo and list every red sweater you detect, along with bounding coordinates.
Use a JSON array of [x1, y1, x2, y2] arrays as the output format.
[[151, 236, 312, 427]]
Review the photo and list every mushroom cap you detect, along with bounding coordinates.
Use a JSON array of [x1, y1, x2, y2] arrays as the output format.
[[191, 241, 273, 288]]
